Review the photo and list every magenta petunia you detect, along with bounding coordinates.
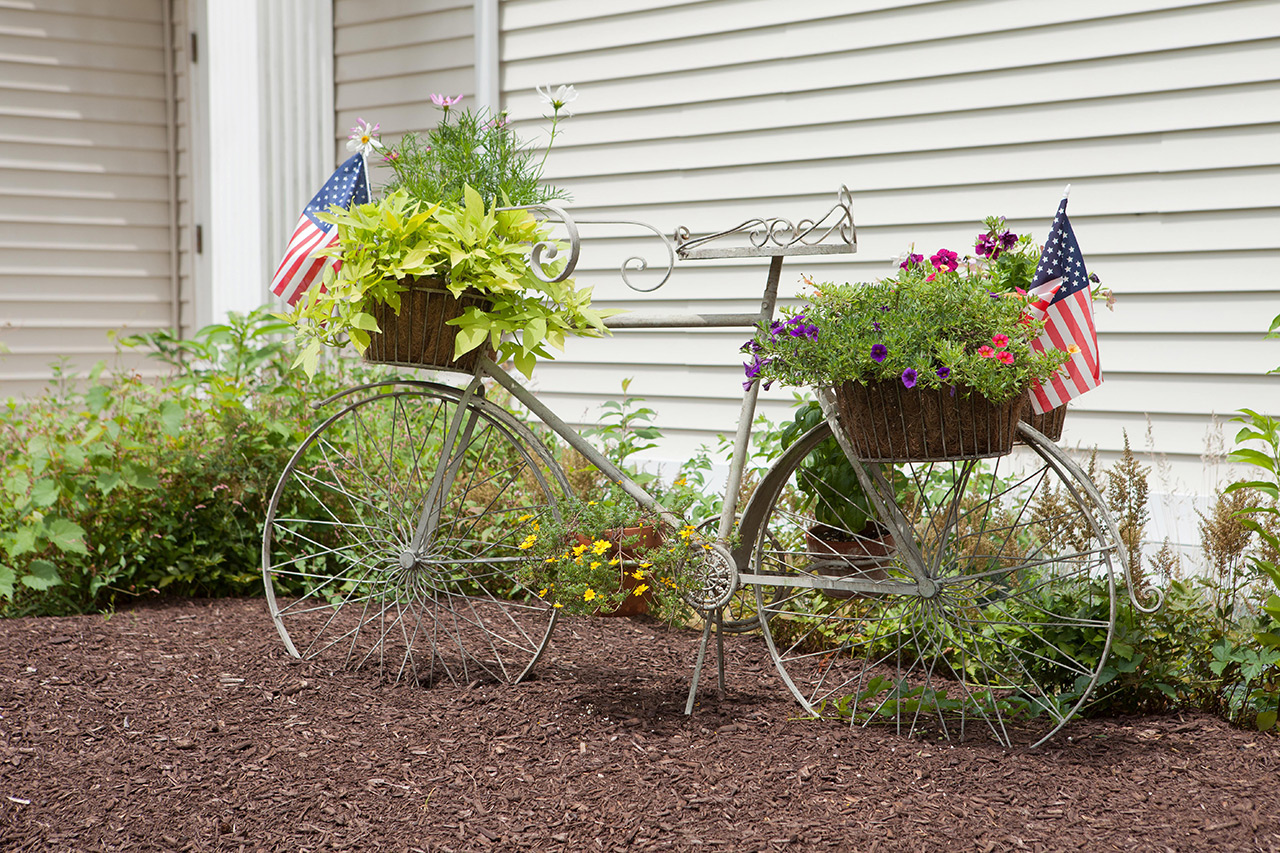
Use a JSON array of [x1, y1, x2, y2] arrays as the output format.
[[929, 249, 959, 272], [991, 333, 1009, 348], [996, 351, 1014, 365]]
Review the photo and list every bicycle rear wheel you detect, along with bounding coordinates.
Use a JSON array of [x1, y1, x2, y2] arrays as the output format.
[[262, 382, 567, 686], [751, 422, 1118, 746]]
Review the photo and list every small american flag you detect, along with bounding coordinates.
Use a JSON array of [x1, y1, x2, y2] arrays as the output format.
[[1025, 197, 1101, 414], [271, 153, 370, 306]]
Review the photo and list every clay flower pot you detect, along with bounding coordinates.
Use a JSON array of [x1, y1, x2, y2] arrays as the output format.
[[804, 522, 897, 599]]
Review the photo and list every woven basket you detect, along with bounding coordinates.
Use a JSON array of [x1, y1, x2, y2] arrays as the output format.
[[833, 380, 1027, 462], [1017, 403, 1067, 443], [363, 277, 493, 373]]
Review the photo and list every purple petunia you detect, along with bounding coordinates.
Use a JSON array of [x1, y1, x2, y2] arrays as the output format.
[[936, 366, 950, 380], [899, 252, 924, 270], [872, 321, 882, 332], [975, 233, 997, 259], [930, 249, 959, 272], [870, 344, 888, 363], [999, 229, 1018, 250], [901, 368, 918, 389]]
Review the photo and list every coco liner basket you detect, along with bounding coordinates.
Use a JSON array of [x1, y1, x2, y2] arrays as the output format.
[[363, 276, 493, 373], [833, 380, 1028, 462], [1017, 402, 1067, 442]]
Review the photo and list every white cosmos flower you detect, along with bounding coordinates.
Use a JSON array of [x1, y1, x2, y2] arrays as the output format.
[[346, 118, 384, 156], [536, 84, 578, 116]]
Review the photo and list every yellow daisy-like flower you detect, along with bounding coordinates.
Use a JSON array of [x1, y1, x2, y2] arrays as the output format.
[[553, 602, 564, 609], [679, 525, 696, 540], [583, 588, 598, 602], [631, 569, 645, 580], [518, 533, 537, 550], [591, 539, 611, 555], [518, 514, 534, 523], [674, 476, 687, 486], [537, 588, 548, 598], [572, 543, 588, 556], [590, 561, 602, 569], [633, 583, 649, 597], [587, 500, 598, 506], [640, 562, 653, 569], [544, 556, 557, 564], [702, 544, 712, 551], [608, 558, 620, 566]]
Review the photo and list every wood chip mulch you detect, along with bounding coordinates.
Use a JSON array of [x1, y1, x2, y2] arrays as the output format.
[[2, 597, 1278, 852]]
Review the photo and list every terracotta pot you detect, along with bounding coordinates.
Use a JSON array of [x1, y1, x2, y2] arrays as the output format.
[[804, 522, 896, 599], [833, 380, 1027, 462], [1016, 403, 1067, 443], [362, 276, 494, 373], [571, 525, 662, 617]]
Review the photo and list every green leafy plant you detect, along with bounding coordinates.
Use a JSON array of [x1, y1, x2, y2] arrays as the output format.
[[283, 187, 616, 377], [381, 97, 571, 208], [778, 401, 875, 536], [744, 238, 1068, 402]]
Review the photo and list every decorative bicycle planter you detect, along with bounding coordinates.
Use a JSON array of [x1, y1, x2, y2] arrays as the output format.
[[261, 188, 1155, 747]]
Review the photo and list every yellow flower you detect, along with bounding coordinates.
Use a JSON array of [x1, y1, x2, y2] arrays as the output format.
[[518, 514, 534, 523], [553, 602, 564, 609], [587, 500, 598, 506], [544, 556, 557, 563], [583, 588, 598, 602], [590, 561, 602, 569], [574, 555, 584, 565], [537, 588, 548, 598], [631, 569, 645, 580], [679, 525, 696, 540], [591, 539, 611, 555], [572, 543, 588, 556], [518, 533, 538, 550], [633, 583, 649, 597], [532, 520, 540, 531], [702, 544, 712, 551], [640, 562, 653, 569], [608, 558, 620, 566], [674, 476, 687, 486]]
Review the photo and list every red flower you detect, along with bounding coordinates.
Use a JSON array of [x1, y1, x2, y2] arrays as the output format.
[[978, 345, 995, 358], [996, 351, 1014, 365], [992, 333, 1009, 348]]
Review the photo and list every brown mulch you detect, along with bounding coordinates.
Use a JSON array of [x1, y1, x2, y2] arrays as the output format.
[[2, 598, 1279, 852]]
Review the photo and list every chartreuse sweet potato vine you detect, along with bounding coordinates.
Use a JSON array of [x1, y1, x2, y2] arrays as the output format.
[[282, 186, 617, 378]]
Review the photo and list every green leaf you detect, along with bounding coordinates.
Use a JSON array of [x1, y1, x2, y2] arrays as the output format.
[[159, 399, 185, 437], [453, 324, 488, 358], [9, 524, 40, 557], [1258, 710, 1278, 732], [30, 478, 59, 508], [122, 461, 158, 490], [95, 470, 123, 495], [512, 350, 536, 379], [1227, 448, 1277, 473], [350, 312, 380, 332], [21, 559, 62, 591], [0, 565, 14, 599], [46, 518, 88, 555]]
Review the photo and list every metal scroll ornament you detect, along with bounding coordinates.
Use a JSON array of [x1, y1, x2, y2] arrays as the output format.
[[498, 204, 677, 293], [673, 186, 856, 259]]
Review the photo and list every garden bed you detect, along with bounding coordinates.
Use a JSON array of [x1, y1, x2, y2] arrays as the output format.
[[2, 598, 1278, 851]]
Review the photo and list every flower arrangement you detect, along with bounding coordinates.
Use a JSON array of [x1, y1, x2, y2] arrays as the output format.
[[517, 486, 692, 620], [282, 87, 616, 378], [743, 218, 1073, 403]]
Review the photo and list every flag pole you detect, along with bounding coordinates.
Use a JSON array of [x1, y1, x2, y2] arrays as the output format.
[[1063, 183, 1071, 199]]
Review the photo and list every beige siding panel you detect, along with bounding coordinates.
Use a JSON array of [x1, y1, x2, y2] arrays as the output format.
[[321, 0, 1280, 489], [333, 1, 475, 160], [0, 0, 177, 397]]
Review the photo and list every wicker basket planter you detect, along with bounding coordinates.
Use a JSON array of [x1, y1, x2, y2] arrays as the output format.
[[363, 276, 493, 373], [832, 380, 1028, 462], [1017, 403, 1067, 443]]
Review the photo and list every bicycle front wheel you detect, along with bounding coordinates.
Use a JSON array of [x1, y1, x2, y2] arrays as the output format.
[[262, 382, 566, 687], [751, 422, 1118, 747]]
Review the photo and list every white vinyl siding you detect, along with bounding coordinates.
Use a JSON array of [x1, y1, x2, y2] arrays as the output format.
[[487, 0, 1280, 484], [0, 0, 179, 397], [333, 0, 474, 167]]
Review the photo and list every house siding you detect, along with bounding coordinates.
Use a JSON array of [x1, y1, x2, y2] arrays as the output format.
[[0, 0, 181, 396], [490, 0, 1280, 487]]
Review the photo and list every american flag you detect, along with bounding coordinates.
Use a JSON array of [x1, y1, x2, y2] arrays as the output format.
[[271, 153, 370, 306], [1025, 197, 1102, 414]]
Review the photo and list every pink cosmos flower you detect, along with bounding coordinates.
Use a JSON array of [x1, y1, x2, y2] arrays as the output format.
[[991, 334, 1009, 348], [996, 351, 1015, 365], [978, 346, 995, 358], [430, 93, 464, 108]]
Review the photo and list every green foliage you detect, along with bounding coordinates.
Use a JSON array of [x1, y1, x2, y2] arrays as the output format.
[[582, 379, 663, 486], [284, 188, 616, 378], [381, 106, 568, 208], [778, 401, 874, 535], [748, 268, 1067, 404], [0, 308, 380, 617]]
